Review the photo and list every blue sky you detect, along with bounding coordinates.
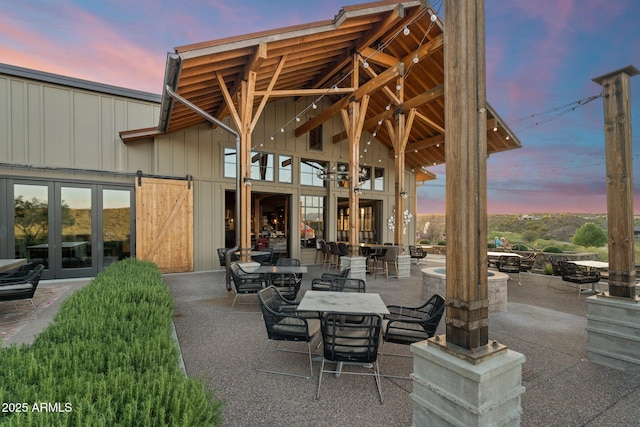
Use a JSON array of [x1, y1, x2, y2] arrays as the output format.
[[2, 0, 639, 214]]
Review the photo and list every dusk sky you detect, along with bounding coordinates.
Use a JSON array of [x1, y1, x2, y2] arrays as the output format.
[[2, 0, 639, 214]]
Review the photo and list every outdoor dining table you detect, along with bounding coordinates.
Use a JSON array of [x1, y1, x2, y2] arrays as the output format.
[[0, 258, 27, 274], [297, 290, 389, 377], [570, 260, 609, 295]]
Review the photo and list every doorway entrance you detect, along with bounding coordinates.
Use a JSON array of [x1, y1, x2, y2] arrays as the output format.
[[225, 190, 291, 259]]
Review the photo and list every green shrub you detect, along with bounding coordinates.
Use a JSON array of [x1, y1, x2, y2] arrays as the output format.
[[437, 241, 446, 246], [572, 222, 607, 247], [419, 239, 431, 244], [542, 246, 563, 253], [0, 258, 223, 426]]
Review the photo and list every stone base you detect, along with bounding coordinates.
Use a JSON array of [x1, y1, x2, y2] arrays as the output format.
[[339, 256, 367, 281], [587, 293, 640, 371], [422, 267, 509, 312], [411, 337, 525, 427], [398, 254, 411, 278]]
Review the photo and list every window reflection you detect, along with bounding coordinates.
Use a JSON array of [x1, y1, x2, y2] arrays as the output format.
[[278, 155, 292, 183], [300, 195, 324, 247], [14, 184, 49, 267], [103, 189, 131, 267], [300, 159, 327, 187], [374, 167, 384, 191], [224, 147, 236, 178], [60, 187, 91, 268], [251, 152, 274, 181]]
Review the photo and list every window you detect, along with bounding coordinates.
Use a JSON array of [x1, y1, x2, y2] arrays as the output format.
[[278, 155, 292, 183], [250, 152, 274, 181], [359, 166, 372, 190], [309, 125, 322, 151], [300, 159, 327, 187], [300, 195, 325, 247], [224, 147, 236, 178], [374, 167, 384, 191]]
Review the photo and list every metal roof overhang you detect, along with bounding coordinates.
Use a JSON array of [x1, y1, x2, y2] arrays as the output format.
[[122, 0, 520, 177]]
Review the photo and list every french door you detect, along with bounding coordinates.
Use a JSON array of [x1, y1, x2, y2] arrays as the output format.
[[9, 179, 134, 279]]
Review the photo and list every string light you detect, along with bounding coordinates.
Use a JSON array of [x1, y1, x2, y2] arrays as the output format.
[[403, 25, 410, 36]]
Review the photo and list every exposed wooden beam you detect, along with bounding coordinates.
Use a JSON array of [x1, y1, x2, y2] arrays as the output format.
[[253, 88, 355, 97], [295, 62, 404, 137], [250, 55, 287, 131], [360, 47, 398, 68], [311, 4, 405, 90], [215, 71, 241, 130], [415, 111, 445, 133]]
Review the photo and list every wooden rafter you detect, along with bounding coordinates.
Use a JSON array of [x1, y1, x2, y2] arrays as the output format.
[[295, 62, 404, 137]]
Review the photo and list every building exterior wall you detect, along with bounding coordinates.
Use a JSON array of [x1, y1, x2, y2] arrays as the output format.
[[0, 66, 419, 275]]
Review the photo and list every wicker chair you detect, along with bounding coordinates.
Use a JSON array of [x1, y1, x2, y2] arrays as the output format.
[[229, 262, 265, 308], [316, 312, 383, 403], [380, 294, 445, 379], [256, 286, 321, 379], [0, 264, 45, 310], [268, 258, 303, 301], [409, 245, 427, 265], [311, 267, 350, 291]]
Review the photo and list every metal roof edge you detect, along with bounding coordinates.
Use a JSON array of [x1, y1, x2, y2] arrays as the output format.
[[0, 62, 161, 103]]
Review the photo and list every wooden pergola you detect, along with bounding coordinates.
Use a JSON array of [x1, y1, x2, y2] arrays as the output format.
[[123, 0, 521, 259]]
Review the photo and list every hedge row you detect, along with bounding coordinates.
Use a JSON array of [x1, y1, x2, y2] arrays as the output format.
[[0, 258, 223, 426]]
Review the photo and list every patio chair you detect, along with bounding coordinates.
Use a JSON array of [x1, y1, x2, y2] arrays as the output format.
[[254, 247, 274, 266], [549, 255, 568, 276], [409, 245, 427, 265], [329, 277, 366, 293], [229, 262, 265, 308], [380, 294, 445, 379], [519, 252, 537, 272], [315, 239, 326, 264], [559, 261, 601, 296], [268, 258, 303, 301], [316, 312, 383, 403], [311, 267, 350, 291], [328, 242, 341, 269], [0, 264, 45, 311], [374, 245, 398, 280], [320, 240, 332, 269], [217, 248, 238, 280], [256, 286, 321, 379], [0, 262, 34, 281], [496, 256, 521, 273]]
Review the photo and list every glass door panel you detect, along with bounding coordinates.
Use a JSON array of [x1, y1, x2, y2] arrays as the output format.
[[14, 184, 50, 268], [102, 189, 131, 267], [60, 186, 92, 270]]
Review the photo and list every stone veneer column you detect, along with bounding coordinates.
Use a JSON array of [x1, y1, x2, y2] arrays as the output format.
[[339, 256, 366, 281]]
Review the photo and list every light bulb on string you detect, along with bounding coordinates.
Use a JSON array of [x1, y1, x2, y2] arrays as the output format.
[[312, 103, 317, 110], [280, 127, 285, 133], [403, 25, 410, 36], [413, 54, 419, 64], [363, 60, 369, 68], [295, 116, 300, 122], [385, 104, 391, 111], [430, 14, 438, 22]]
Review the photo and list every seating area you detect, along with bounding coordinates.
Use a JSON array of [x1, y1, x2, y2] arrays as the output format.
[[0, 263, 45, 310], [558, 260, 602, 295]]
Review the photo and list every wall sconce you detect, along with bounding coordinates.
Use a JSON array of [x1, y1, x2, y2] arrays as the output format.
[[354, 187, 363, 195], [243, 176, 252, 186], [400, 190, 408, 199]]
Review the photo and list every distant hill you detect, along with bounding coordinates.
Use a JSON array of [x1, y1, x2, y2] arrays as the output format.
[[416, 213, 615, 243]]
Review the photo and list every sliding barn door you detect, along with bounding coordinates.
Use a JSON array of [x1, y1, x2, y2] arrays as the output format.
[[135, 177, 193, 273]]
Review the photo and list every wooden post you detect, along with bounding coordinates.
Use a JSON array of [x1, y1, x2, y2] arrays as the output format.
[[444, 0, 489, 350], [592, 65, 638, 299]]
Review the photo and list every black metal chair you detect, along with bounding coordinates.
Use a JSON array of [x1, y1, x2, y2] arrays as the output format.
[[229, 262, 265, 308], [254, 247, 274, 266], [559, 261, 601, 296], [256, 286, 321, 379], [380, 294, 445, 379], [311, 267, 350, 291], [409, 245, 427, 265], [268, 258, 303, 301], [496, 256, 521, 273], [0, 264, 45, 311], [549, 255, 568, 276], [329, 277, 366, 293], [316, 312, 383, 403], [217, 248, 238, 280]]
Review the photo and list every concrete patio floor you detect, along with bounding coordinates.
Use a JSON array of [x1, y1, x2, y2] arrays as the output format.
[[2, 255, 639, 426]]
